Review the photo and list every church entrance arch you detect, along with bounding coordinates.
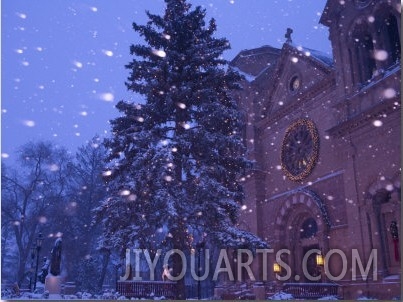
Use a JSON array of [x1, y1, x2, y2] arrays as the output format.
[[274, 190, 330, 282]]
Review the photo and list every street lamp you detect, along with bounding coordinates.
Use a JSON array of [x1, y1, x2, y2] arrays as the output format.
[[29, 245, 36, 291], [316, 252, 324, 266], [273, 262, 281, 274], [196, 240, 205, 300], [33, 233, 44, 291], [316, 251, 325, 282]]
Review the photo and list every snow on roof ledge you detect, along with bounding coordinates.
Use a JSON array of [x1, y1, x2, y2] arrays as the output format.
[[230, 66, 256, 82]]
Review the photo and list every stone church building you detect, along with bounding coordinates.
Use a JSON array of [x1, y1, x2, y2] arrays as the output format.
[[230, 0, 400, 299]]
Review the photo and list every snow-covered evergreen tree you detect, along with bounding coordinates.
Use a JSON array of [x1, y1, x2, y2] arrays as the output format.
[[96, 0, 267, 297]]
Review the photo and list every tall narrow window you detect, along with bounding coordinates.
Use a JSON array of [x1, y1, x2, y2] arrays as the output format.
[[383, 14, 400, 65], [352, 26, 376, 84], [375, 10, 401, 68], [360, 34, 376, 82]]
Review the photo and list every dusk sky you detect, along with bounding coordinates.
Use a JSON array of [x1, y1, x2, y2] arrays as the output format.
[[2, 0, 330, 163]]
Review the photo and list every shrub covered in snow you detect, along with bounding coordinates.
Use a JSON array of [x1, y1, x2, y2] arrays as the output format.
[[268, 291, 294, 300]]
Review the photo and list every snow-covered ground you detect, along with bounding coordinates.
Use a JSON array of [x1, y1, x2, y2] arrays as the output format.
[[1, 289, 169, 300]]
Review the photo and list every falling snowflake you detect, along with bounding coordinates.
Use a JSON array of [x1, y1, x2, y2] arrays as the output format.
[[152, 49, 166, 58], [383, 88, 396, 99], [73, 60, 83, 68], [372, 120, 383, 127], [119, 189, 131, 196], [16, 12, 27, 19], [102, 49, 114, 57], [373, 50, 388, 61], [99, 92, 114, 102], [102, 170, 113, 177], [22, 120, 35, 127]]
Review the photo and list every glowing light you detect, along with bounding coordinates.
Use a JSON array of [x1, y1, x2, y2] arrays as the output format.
[[273, 262, 281, 273], [316, 253, 324, 266], [291, 57, 298, 63]]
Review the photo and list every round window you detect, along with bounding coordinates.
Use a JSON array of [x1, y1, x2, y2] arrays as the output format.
[[289, 75, 300, 92]]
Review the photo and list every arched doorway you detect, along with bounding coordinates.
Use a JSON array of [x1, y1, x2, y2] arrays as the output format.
[[367, 177, 401, 277], [274, 190, 330, 282]]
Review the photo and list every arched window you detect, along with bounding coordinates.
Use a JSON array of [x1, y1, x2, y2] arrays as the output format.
[[351, 23, 376, 84], [300, 217, 318, 239], [377, 13, 401, 66]]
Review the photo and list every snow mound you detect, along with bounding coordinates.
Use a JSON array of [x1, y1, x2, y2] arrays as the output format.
[[268, 291, 294, 300]]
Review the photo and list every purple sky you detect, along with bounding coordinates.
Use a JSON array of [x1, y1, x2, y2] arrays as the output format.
[[2, 0, 330, 163]]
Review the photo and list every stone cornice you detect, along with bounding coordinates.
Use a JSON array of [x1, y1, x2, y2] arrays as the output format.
[[327, 96, 400, 138]]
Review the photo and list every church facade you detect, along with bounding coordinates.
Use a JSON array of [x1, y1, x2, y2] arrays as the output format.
[[231, 0, 401, 299]]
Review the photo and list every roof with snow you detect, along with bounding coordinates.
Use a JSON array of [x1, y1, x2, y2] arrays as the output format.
[[230, 43, 333, 84], [230, 45, 281, 81]]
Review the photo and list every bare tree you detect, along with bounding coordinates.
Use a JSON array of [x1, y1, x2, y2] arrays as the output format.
[[1, 141, 72, 286], [59, 136, 109, 291]]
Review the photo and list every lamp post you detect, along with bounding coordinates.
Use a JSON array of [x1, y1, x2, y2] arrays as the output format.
[[196, 240, 205, 300], [33, 233, 44, 291], [29, 245, 36, 292], [272, 262, 281, 292], [316, 251, 324, 282]]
